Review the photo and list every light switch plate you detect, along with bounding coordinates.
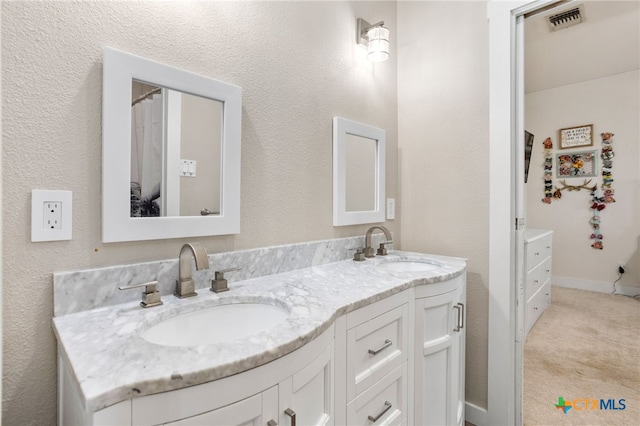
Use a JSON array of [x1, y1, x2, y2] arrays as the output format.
[[386, 198, 396, 220], [31, 190, 72, 242]]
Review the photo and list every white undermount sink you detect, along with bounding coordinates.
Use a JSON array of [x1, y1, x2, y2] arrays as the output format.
[[142, 303, 290, 347], [376, 259, 441, 273]]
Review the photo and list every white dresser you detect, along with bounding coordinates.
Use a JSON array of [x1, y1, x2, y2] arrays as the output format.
[[524, 229, 553, 336]]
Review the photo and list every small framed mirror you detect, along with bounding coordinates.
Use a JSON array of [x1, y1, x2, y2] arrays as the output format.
[[333, 117, 385, 226], [102, 47, 241, 242]]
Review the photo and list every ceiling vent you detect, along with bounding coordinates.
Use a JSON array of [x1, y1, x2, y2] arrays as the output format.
[[546, 4, 585, 31]]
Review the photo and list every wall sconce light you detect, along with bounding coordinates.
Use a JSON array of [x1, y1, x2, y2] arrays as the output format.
[[357, 18, 390, 62]]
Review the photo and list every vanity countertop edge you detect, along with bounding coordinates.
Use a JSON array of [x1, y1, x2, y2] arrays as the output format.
[[53, 250, 466, 413]]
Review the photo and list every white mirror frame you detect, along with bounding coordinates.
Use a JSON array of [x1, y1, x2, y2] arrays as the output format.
[[102, 47, 241, 242], [333, 117, 385, 226]]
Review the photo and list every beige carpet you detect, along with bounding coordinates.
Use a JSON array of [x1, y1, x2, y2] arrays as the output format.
[[524, 286, 640, 425]]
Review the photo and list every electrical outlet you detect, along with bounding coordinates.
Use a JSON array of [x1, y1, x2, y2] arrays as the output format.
[[32, 190, 72, 242], [618, 262, 626, 274], [44, 201, 62, 229]]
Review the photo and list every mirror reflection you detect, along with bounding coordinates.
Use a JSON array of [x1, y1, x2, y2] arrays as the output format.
[[345, 133, 376, 212], [130, 80, 222, 218]]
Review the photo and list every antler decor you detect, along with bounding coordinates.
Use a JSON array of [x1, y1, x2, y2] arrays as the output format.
[[556, 179, 597, 192]]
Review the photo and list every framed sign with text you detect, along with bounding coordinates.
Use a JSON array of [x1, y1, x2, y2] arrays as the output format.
[[559, 124, 593, 149]]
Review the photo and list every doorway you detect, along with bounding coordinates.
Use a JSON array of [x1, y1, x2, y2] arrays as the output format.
[[489, 1, 639, 424]]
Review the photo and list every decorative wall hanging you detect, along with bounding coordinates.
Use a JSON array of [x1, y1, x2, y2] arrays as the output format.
[[541, 137, 553, 204], [541, 128, 617, 250], [588, 132, 616, 250], [559, 124, 593, 149], [556, 179, 596, 192], [556, 150, 597, 177]]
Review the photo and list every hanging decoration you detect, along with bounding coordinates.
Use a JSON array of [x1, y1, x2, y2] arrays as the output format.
[[589, 132, 616, 250], [541, 137, 554, 204], [541, 128, 617, 250]]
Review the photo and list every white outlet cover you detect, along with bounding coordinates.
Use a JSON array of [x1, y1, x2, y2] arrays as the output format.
[[31, 190, 72, 242]]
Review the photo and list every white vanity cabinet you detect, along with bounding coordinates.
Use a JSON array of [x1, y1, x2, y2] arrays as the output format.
[[414, 275, 466, 426], [59, 269, 468, 426], [59, 327, 334, 426], [524, 229, 553, 336]]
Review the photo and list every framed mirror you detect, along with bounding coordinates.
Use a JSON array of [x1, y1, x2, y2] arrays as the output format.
[[102, 47, 241, 242], [332, 117, 385, 226]]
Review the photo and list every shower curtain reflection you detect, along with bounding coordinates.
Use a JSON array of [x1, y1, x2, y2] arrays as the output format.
[[131, 86, 163, 217]]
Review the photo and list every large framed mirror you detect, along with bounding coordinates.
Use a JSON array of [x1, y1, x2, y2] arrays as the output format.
[[102, 47, 241, 242], [332, 117, 385, 226]]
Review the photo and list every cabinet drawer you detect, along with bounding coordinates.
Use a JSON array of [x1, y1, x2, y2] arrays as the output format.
[[525, 257, 551, 302], [526, 235, 552, 270], [164, 389, 268, 425], [347, 304, 408, 401], [526, 282, 551, 335], [346, 363, 407, 426]]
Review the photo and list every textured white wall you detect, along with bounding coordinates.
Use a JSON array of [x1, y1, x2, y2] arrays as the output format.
[[1, 1, 398, 423], [397, 1, 490, 409], [525, 70, 640, 289]]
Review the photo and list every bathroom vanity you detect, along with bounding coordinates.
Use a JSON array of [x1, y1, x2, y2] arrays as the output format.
[[54, 243, 466, 426]]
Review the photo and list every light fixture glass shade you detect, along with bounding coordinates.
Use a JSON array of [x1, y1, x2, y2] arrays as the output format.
[[366, 25, 390, 62]]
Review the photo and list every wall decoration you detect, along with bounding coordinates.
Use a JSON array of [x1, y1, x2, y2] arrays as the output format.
[[589, 132, 616, 250], [541, 137, 553, 204], [559, 124, 593, 149], [524, 130, 535, 183], [542, 129, 618, 250], [556, 150, 597, 177], [556, 179, 596, 192]]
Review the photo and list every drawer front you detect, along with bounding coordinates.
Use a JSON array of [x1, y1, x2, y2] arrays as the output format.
[[526, 235, 552, 271], [525, 264, 542, 302], [347, 304, 408, 401], [539, 256, 552, 285], [164, 391, 264, 425], [526, 282, 551, 335], [346, 363, 407, 426]]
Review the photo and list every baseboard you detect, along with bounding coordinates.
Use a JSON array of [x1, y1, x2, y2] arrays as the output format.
[[465, 401, 488, 426], [553, 276, 640, 297]]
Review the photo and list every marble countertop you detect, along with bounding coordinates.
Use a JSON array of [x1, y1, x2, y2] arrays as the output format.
[[53, 251, 465, 413]]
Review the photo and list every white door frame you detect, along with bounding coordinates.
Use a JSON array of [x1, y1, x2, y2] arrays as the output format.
[[487, 1, 561, 425]]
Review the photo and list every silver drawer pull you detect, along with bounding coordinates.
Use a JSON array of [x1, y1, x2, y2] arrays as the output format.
[[284, 408, 296, 426], [458, 302, 465, 330], [368, 339, 392, 355], [453, 304, 461, 332], [368, 401, 392, 422], [267, 420, 278, 426]]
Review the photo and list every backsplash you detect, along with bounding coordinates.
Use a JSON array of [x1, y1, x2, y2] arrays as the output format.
[[53, 235, 388, 316]]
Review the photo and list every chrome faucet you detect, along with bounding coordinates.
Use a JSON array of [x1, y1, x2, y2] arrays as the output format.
[[364, 225, 393, 258], [175, 243, 210, 298]]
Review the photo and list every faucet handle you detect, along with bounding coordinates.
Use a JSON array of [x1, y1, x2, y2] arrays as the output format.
[[118, 281, 163, 308], [211, 266, 243, 293], [351, 248, 366, 262], [377, 241, 394, 256]]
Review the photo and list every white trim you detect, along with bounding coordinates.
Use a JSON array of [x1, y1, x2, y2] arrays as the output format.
[[487, 1, 562, 425], [552, 278, 640, 297], [465, 401, 488, 426]]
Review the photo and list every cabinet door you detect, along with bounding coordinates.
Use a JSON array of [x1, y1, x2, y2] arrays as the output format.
[[452, 284, 466, 426], [165, 386, 278, 426], [279, 341, 334, 426], [414, 291, 458, 426]]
